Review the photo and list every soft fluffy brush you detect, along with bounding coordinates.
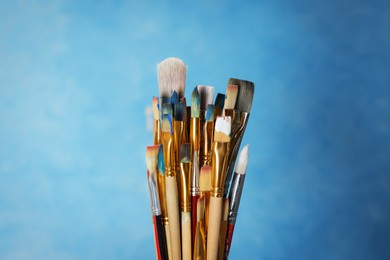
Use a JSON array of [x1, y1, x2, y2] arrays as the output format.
[[157, 57, 187, 98]]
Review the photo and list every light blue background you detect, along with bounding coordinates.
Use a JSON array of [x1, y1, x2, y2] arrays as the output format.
[[0, 0, 389, 259]]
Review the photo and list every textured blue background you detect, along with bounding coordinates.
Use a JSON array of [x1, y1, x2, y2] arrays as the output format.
[[0, 0, 389, 259]]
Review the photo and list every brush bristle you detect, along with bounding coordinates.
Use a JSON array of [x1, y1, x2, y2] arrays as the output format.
[[180, 143, 191, 163], [214, 93, 225, 110], [146, 145, 160, 173], [161, 114, 173, 133], [174, 102, 185, 121], [191, 87, 200, 118], [236, 144, 249, 175], [224, 84, 238, 110], [199, 166, 212, 192], [198, 85, 214, 111], [161, 103, 172, 116], [158, 144, 165, 174], [157, 57, 186, 98], [214, 116, 231, 142], [228, 78, 254, 113], [206, 104, 214, 122], [152, 97, 159, 120], [170, 90, 179, 105]]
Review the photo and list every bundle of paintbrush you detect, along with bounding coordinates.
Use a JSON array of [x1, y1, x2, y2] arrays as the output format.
[[145, 57, 254, 260]]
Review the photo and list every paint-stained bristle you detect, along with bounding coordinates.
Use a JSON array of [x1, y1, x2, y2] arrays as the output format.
[[228, 78, 255, 113], [198, 85, 214, 110], [214, 116, 231, 142], [157, 57, 187, 98], [152, 97, 159, 120], [158, 144, 165, 174], [161, 114, 173, 133], [174, 102, 185, 121], [161, 103, 172, 116], [191, 87, 200, 118], [146, 145, 160, 173], [171, 90, 179, 105], [214, 93, 225, 110], [224, 84, 239, 110], [236, 144, 249, 175], [197, 195, 205, 220], [206, 104, 214, 122], [199, 166, 212, 192], [180, 143, 191, 163]]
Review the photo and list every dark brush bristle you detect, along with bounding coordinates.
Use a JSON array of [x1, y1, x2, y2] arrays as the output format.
[[214, 93, 225, 110], [174, 102, 185, 121], [180, 143, 191, 163], [228, 78, 254, 113]]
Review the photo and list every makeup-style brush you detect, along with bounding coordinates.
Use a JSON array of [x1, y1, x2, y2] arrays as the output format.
[[214, 93, 225, 118], [161, 113, 181, 260], [223, 79, 254, 199], [158, 145, 172, 260], [224, 144, 249, 260], [200, 104, 215, 167], [152, 97, 161, 144], [146, 145, 169, 260], [179, 143, 192, 260], [157, 57, 187, 99], [193, 195, 206, 260], [222, 84, 238, 116], [207, 116, 232, 260]]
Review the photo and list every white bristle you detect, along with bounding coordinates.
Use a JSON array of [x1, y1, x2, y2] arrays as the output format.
[[197, 85, 214, 110], [235, 144, 249, 175], [214, 116, 231, 136], [157, 57, 187, 98]]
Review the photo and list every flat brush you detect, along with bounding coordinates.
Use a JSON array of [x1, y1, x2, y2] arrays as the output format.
[[223, 78, 254, 199], [224, 144, 249, 260], [146, 145, 169, 260], [214, 93, 225, 118], [161, 114, 181, 260], [207, 116, 232, 260], [157, 57, 186, 99], [223, 84, 238, 117], [179, 143, 192, 260], [152, 97, 161, 144]]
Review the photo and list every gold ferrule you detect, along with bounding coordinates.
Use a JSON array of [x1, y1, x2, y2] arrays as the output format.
[[162, 132, 176, 177], [179, 162, 192, 212], [153, 120, 161, 144], [190, 117, 200, 159], [211, 141, 230, 197], [173, 121, 185, 172], [200, 121, 214, 166], [157, 172, 168, 220]]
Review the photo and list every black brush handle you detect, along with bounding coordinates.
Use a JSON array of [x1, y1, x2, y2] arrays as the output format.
[[155, 214, 169, 260]]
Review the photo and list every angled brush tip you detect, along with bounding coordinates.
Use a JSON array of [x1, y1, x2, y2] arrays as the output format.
[[146, 145, 160, 173], [236, 144, 249, 175]]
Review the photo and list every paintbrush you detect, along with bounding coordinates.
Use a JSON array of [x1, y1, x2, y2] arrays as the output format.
[[199, 165, 211, 241], [200, 104, 215, 167], [157, 145, 172, 260], [161, 113, 181, 260], [179, 143, 192, 260], [222, 84, 238, 117], [207, 116, 232, 260], [218, 198, 229, 260], [157, 57, 186, 99], [193, 195, 206, 260], [198, 85, 214, 120], [224, 144, 249, 259], [146, 145, 169, 260], [152, 97, 161, 144], [214, 93, 225, 118], [222, 79, 254, 199]]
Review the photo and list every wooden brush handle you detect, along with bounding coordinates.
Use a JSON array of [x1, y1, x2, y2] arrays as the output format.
[[207, 196, 223, 260], [191, 194, 199, 251], [166, 176, 182, 260], [218, 199, 229, 260], [181, 211, 191, 260], [165, 223, 172, 260]]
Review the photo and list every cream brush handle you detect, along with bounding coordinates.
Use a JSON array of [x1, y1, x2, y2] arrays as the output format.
[[165, 223, 172, 260], [181, 211, 191, 260], [166, 176, 182, 260], [207, 196, 223, 260]]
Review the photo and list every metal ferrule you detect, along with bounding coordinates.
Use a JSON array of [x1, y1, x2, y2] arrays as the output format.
[[191, 151, 200, 196], [173, 120, 185, 173], [190, 117, 200, 159], [211, 141, 230, 197], [179, 162, 192, 212], [153, 120, 161, 145], [148, 172, 161, 216], [223, 111, 250, 197], [200, 121, 214, 166], [228, 172, 246, 224], [162, 132, 176, 177]]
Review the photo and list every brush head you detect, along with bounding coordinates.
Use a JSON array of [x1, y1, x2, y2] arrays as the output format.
[[228, 78, 254, 113], [157, 57, 187, 98], [198, 85, 214, 111], [174, 102, 185, 121], [236, 144, 249, 175], [161, 114, 173, 134], [161, 102, 172, 116], [214, 116, 231, 142], [152, 97, 159, 120], [199, 165, 212, 192], [206, 104, 214, 122], [180, 143, 191, 163], [191, 87, 200, 118], [214, 93, 225, 110], [224, 84, 238, 110], [158, 144, 165, 174], [197, 194, 205, 220], [146, 145, 160, 173], [170, 90, 179, 105]]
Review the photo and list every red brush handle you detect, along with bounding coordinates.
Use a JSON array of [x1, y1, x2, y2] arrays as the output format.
[[224, 223, 235, 260], [191, 195, 199, 251], [152, 216, 162, 260]]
